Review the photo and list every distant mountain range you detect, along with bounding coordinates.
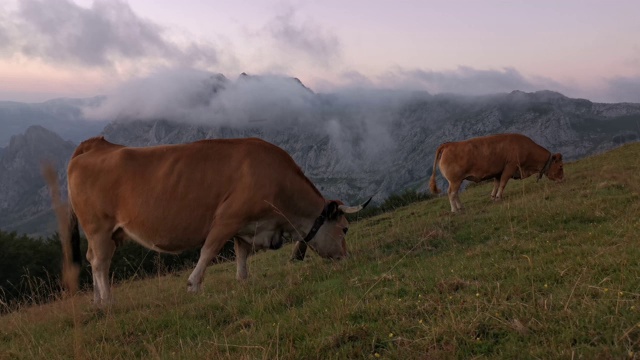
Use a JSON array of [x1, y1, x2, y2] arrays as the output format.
[[1, 75, 639, 236], [0, 97, 109, 147]]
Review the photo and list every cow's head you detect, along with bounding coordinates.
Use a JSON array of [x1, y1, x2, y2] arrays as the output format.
[[292, 198, 371, 261], [546, 153, 564, 181]]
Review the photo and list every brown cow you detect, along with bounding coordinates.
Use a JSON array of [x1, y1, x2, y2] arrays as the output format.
[[50, 136, 370, 305], [429, 133, 564, 212]]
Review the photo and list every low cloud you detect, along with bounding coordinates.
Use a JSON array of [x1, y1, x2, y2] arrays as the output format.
[[266, 8, 341, 67], [84, 68, 397, 164], [83, 68, 223, 121], [3, 0, 218, 69], [84, 69, 319, 125], [87, 65, 625, 166], [376, 66, 569, 96], [603, 76, 640, 103]]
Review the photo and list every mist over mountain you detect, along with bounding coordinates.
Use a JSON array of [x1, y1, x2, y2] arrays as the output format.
[[96, 73, 640, 202], [1, 72, 639, 236], [0, 97, 109, 147]]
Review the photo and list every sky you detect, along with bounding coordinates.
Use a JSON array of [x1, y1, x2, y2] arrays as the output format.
[[0, 0, 639, 103]]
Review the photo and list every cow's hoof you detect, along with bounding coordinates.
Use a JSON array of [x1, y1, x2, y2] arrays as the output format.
[[187, 281, 200, 293], [94, 298, 114, 309]]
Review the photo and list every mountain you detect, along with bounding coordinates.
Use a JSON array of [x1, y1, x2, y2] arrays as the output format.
[[0, 97, 109, 147], [101, 88, 640, 203], [0, 125, 75, 236], [1, 77, 640, 236]]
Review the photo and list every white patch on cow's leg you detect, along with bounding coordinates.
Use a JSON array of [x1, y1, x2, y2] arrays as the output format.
[[234, 238, 252, 280], [86, 233, 116, 306], [491, 179, 499, 200], [495, 168, 515, 200], [188, 221, 241, 292], [92, 272, 101, 304], [448, 193, 457, 212], [454, 193, 464, 211], [448, 181, 463, 212], [86, 246, 101, 303]]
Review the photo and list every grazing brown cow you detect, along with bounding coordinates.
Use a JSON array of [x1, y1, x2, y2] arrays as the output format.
[[429, 133, 564, 212], [49, 136, 370, 305]]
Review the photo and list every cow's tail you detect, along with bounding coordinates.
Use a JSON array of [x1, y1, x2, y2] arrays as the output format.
[[429, 144, 446, 194], [42, 163, 81, 294]]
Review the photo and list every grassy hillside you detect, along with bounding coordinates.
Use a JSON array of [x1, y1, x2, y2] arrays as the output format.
[[1, 143, 639, 359]]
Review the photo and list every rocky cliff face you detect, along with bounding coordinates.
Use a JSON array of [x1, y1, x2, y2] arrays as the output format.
[[0, 126, 75, 235]]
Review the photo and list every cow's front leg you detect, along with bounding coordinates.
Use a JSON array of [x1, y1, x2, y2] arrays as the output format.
[[291, 241, 308, 261], [234, 238, 252, 280], [495, 166, 516, 200], [188, 220, 241, 292]]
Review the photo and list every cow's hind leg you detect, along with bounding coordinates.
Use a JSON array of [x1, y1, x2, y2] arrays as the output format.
[[85, 232, 116, 306], [491, 178, 500, 200], [448, 180, 464, 212], [86, 246, 101, 304], [187, 220, 242, 292]]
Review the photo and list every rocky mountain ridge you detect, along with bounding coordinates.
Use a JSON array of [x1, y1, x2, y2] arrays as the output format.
[[1, 84, 639, 236], [0, 126, 75, 234], [102, 89, 640, 202]]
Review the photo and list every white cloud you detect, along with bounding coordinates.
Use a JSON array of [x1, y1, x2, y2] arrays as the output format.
[[604, 76, 640, 103], [265, 7, 341, 67], [83, 69, 319, 126], [2, 0, 219, 70]]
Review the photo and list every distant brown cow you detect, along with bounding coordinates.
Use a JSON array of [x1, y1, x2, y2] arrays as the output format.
[[429, 133, 564, 212]]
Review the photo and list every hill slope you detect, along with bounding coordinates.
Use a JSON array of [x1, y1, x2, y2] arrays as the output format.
[[1, 143, 639, 359]]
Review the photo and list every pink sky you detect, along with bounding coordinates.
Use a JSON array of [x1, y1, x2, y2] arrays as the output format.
[[1, 0, 639, 102]]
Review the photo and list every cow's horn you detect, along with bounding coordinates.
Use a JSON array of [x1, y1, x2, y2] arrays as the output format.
[[338, 197, 372, 214]]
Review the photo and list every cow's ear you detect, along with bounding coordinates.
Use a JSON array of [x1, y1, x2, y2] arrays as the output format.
[[325, 201, 341, 220]]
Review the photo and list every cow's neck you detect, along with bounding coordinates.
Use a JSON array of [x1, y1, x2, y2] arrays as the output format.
[[518, 147, 552, 179], [537, 153, 553, 181], [281, 179, 326, 241]]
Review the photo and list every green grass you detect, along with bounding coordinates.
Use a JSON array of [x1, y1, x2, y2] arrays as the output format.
[[2, 143, 640, 359]]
